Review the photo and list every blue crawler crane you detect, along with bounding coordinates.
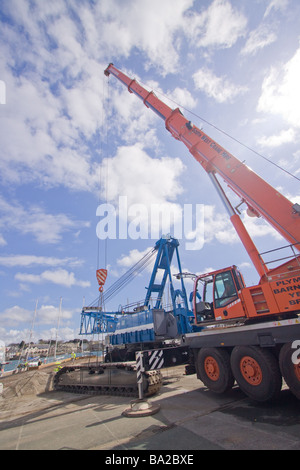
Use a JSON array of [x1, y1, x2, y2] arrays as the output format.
[[80, 236, 197, 361]]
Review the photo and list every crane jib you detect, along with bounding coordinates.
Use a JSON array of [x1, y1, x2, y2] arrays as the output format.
[[129, 87, 167, 121], [144, 100, 166, 121], [104, 63, 300, 252]]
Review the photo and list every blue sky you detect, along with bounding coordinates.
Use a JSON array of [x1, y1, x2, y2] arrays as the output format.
[[0, 0, 299, 345]]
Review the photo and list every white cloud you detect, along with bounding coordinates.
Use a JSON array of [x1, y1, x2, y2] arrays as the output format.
[[117, 247, 153, 269], [204, 205, 237, 244], [0, 326, 29, 345], [37, 304, 74, 324], [0, 303, 75, 340], [100, 145, 185, 209], [0, 0, 247, 193], [108, 82, 161, 149], [241, 24, 277, 56], [116, 246, 156, 277], [257, 128, 296, 147], [97, 145, 185, 239], [15, 269, 91, 288], [0, 255, 82, 268], [257, 45, 300, 128], [92, 0, 194, 74], [264, 0, 289, 18], [0, 306, 32, 327], [0, 2, 104, 191], [0, 234, 7, 246], [0, 195, 89, 244], [193, 68, 248, 103], [167, 88, 197, 110], [22, 0, 191, 78], [203, 205, 283, 247], [242, 211, 283, 241], [185, 0, 247, 49], [0, 324, 78, 344], [0, 71, 101, 190]]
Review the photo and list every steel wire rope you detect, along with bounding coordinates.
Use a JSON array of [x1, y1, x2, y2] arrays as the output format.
[[94, 72, 111, 330], [139, 80, 300, 183], [104, 75, 111, 270], [103, 255, 155, 304], [85, 246, 156, 308], [103, 247, 156, 303], [97, 76, 107, 270]]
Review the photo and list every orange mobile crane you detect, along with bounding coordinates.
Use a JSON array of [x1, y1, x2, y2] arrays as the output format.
[[104, 63, 300, 402]]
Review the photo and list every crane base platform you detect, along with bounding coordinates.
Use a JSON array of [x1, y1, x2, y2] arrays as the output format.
[[122, 398, 161, 417]]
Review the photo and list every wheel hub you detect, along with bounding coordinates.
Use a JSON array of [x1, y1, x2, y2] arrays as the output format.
[[240, 356, 262, 386], [204, 356, 220, 381]]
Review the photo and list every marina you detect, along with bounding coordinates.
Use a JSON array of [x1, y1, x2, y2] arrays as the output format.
[[1, 351, 101, 375]]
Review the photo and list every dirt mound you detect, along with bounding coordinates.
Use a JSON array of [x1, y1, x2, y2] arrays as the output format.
[[1, 370, 55, 399]]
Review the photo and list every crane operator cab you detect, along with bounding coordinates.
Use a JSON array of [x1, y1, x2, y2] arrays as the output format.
[[193, 266, 246, 323]]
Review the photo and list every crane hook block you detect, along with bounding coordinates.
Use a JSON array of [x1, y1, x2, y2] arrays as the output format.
[[96, 269, 108, 291]]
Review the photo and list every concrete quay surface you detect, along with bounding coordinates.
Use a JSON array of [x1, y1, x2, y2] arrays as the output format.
[[0, 364, 300, 451]]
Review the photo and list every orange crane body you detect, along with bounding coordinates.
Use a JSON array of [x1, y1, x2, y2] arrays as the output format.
[[104, 63, 300, 324]]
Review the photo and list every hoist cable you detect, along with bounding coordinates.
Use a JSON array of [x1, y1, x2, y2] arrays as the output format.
[[97, 77, 106, 271], [103, 247, 156, 303], [85, 247, 156, 308]]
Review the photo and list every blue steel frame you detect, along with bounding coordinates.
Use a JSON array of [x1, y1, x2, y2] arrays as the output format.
[[144, 236, 189, 313], [79, 236, 191, 336]]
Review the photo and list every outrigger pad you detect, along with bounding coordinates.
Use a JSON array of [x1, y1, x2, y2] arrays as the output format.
[[122, 398, 161, 417]]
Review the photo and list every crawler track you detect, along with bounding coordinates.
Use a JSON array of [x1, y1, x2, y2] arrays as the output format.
[[53, 361, 162, 397]]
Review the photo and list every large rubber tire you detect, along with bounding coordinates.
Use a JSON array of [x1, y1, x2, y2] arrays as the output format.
[[197, 348, 234, 394], [230, 345, 282, 402], [279, 342, 300, 400]]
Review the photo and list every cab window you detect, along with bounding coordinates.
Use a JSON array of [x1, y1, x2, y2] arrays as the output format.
[[233, 269, 245, 290], [214, 271, 238, 309]]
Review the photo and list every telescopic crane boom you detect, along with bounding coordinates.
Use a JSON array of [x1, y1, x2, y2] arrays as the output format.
[[104, 63, 300, 281]]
